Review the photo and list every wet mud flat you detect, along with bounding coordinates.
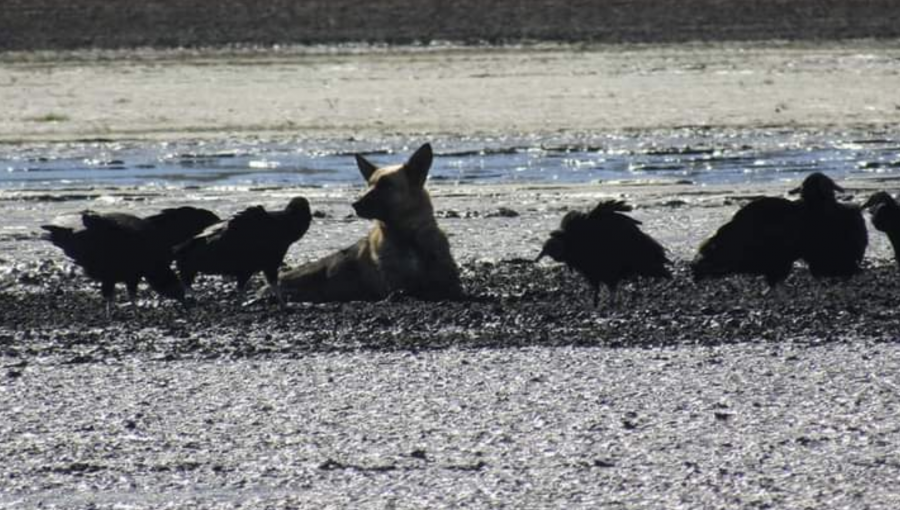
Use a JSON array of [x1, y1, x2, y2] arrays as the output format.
[[2, 256, 900, 508], [4, 260, 900, 357]]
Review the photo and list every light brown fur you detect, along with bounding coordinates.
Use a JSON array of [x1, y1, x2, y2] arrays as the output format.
[[279, 143, 463, 302]]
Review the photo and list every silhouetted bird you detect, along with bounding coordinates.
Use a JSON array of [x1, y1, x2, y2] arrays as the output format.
[[175, 197, 312, 306], [863, 191, 900, 268], [143, 206, 221, 252], [536, 200, 671, 306], [42, 211, 186, 317], [692, 197, 802, 287], [791, 172, 867, 277]]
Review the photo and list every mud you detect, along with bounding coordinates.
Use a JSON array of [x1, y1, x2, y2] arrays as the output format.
[[3, 0, 900, 51], [3, 258, 900, 361]]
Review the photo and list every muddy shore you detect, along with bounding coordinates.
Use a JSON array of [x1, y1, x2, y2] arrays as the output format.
[[3, 0, 900, 51], [3, 247, 900, 508], [3, 177, 900, 508]]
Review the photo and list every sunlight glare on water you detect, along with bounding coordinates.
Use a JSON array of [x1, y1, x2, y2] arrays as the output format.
[[1, 130, 898, 190]]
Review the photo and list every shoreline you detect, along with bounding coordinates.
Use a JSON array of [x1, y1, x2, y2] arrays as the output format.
[[3, 178, 897, 264]]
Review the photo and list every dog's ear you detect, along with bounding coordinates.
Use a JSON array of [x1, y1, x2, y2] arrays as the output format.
[[404, 143, 433, 187], [356, 154, 378, 182]]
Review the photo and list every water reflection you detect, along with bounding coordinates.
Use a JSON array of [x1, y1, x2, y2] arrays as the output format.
[[1, 131, 898, 189]]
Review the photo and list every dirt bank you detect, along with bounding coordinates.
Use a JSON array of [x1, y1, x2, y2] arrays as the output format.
[[3, 0, 900, 51]]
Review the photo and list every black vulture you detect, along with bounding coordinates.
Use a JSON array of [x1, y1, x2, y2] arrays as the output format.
[[791, 172, 867, 278], [174, 197, 312, 306], [537, 200, 671, 306], [691, 197, 802, 287], [143, 206, 221, 251], [862, 191, 900, 269], [42, 211, 186, 316]]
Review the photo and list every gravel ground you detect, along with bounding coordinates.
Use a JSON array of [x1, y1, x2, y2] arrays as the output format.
[[2, 252, 900, 508], [3, 343, 900, 509]]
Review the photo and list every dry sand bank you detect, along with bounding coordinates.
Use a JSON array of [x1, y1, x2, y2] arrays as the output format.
[[2, 42, 900, 143]]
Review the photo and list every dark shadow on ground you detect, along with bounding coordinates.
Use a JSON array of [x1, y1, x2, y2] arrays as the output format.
[[2, 260, 898, 364]]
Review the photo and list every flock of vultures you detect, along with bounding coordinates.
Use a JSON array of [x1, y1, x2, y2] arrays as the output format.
[[539, 172, 898, 305], [42, 198, 312, 316], [39, 169, 900, 317]]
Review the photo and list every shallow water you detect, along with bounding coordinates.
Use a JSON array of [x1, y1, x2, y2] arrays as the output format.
[[2, 130, 899, 190]]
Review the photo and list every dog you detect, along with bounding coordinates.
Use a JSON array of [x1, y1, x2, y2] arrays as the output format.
[[278, 143, 463, 302]]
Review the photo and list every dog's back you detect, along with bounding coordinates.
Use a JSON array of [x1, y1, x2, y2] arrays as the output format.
[[279, 143, 462, 302]]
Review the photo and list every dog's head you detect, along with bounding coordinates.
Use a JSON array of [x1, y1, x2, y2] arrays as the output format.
[[352, 143, 435, 224]]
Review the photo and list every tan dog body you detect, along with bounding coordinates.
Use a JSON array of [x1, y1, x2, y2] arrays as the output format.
[[279, 143, 462, 301]]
